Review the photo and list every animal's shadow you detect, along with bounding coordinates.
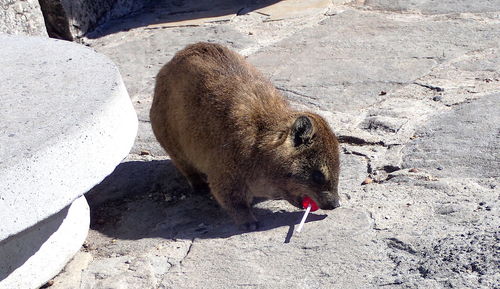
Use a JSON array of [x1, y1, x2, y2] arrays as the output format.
[[85, 160, 326, 241], [87, 0, 283, 38]]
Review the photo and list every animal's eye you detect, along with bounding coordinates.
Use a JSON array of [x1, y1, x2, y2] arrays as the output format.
[[311, 170, 326, 185]]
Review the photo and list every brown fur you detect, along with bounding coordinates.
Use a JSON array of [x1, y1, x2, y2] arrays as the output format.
[[150, 42, 340, 230]]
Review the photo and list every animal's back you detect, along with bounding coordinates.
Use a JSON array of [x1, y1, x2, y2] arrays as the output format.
[[150, 42, 289, 172]]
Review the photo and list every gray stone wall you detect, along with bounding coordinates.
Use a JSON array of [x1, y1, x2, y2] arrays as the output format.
[[0, 0, 48, 36], [0, 0, 148, 40], [39, 0, 148, 40]]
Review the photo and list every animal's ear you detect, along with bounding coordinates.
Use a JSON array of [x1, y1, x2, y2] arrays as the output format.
[[291, 116, 314, 147]]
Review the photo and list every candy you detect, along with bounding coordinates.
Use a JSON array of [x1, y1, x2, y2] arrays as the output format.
[[302, 196, 319, 212], [296, 196, 318, 233]]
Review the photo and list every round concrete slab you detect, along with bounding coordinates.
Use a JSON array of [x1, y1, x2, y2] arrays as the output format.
[[0, 34, 138, 241], [0, 196, 89, 289]]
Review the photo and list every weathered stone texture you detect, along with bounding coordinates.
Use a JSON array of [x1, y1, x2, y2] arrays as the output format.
[[0, 0, 47, 36], [38, 0, 148, 40]]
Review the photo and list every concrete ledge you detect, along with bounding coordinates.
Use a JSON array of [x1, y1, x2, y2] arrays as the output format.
[[0, 34, 137, 241], [0, 196, 89, 289]]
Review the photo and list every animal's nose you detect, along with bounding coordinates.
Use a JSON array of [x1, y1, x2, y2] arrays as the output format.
[[319, 191, 341, 210], [320, 198, 341, 210]]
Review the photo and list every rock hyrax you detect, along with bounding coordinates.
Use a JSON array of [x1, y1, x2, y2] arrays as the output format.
[[150, 42, 340, 230]]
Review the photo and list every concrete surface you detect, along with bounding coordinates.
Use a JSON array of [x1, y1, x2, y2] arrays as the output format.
[[0, 0, 48, 36], [0, 34, 137, 287], [0, 34, 137, 241], [49, 1, 499, 288], [0, 196, 89, 289]]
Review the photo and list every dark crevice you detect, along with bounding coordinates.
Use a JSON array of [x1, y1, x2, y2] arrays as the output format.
[[386, 237, 417, 255], [337, 135, 385, 146], [413, 82, 445, 92], [342, 147, 373, 175], [179, 238, 195, 266], [367, 161, 374, 174], [38, 0, 73, 41], [382, 165, 400, 173]]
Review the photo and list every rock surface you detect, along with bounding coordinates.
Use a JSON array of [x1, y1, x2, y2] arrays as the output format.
[[0, 0, 47, 36], [51, 1, 499, 288], [38, 0, 149, 40]]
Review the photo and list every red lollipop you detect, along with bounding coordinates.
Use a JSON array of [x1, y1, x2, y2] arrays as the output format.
[[296, 196, 319, 233], [302, 196, 319, 212]]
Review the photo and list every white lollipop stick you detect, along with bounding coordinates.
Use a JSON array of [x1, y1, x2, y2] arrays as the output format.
[[296, 204, 312, 233]]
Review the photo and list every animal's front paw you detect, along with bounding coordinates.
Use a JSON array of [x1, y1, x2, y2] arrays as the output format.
[[239, 221, 260, 232]]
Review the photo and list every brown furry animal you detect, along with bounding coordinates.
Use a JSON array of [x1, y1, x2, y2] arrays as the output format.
[[150, 42, 340, 230]]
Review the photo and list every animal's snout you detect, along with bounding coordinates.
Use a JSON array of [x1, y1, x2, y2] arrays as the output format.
[[319, 191, 341, 210], [321, 200, 341, 210]]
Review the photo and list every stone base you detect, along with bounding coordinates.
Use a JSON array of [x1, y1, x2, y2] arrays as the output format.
[[0, 196, 89, 289]]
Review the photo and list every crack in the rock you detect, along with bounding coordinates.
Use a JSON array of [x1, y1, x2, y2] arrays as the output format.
[[367, 160, 374, 175], [411, 56, 441, 60], [179, 238, 195, 266], [386, 237, 417, 255], [276, 86, 325, 109], [338, 135, 385, 146], [153, 259, 176, 288], [444, 98, 476, 107], [382, 165, 401, 174], [342, 147, 373, 175], [379, 280, 404, 286], [276, 86, 319, 99], [342, 148, 399, 178], [366, 210, 377, 230], [413, 82, 445, 92], [342, 147, 369, 158]]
